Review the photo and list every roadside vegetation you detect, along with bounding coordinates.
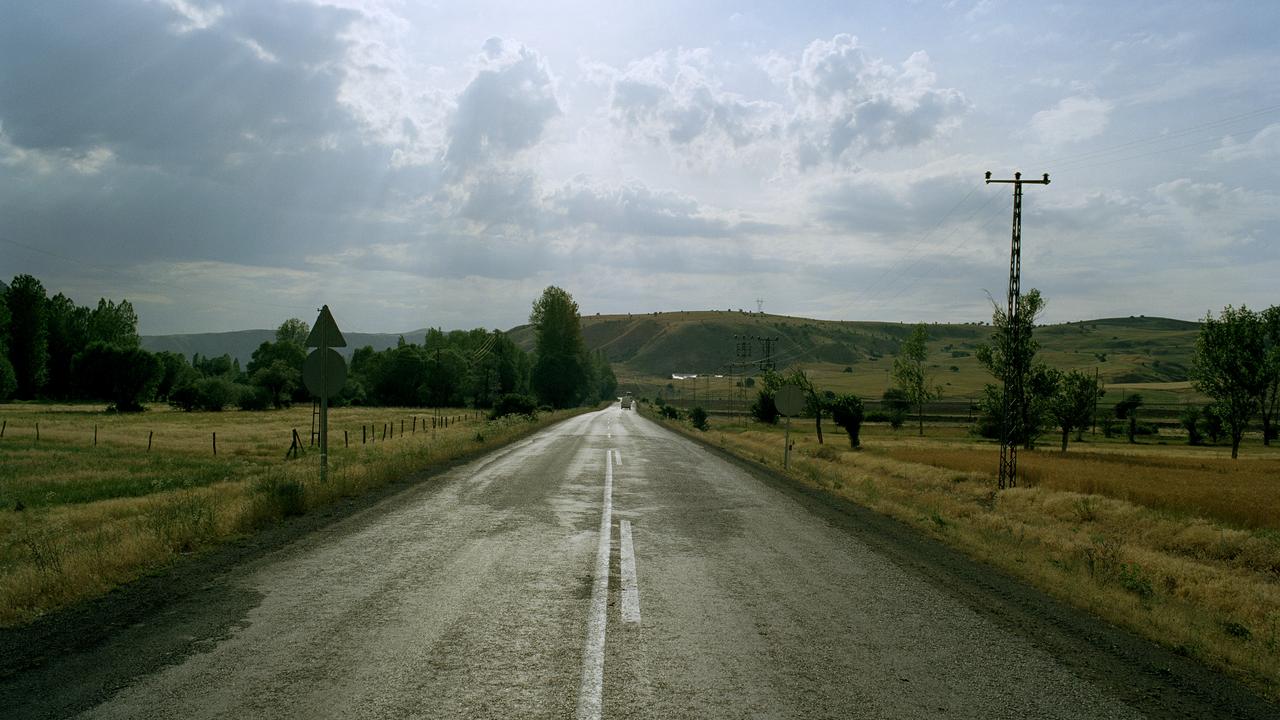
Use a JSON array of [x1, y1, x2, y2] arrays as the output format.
[[646, 410, 1280, 700], [640, 295, 1280, 700], [0, 403, 588, 626], [0, 278, 614, 625]]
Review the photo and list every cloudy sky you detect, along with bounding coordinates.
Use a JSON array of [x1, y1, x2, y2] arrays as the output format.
[[1, 0, 1277, 335]]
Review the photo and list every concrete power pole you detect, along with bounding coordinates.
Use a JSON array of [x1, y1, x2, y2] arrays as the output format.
[[985, 171, 1049, 489]]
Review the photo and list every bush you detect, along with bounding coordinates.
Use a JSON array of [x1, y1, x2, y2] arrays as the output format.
[[250, 473, 306, 521], [169, 377, 238, 412], [490, 393, 539, 419], [750, 390, 779, 424], [660, 405, 680, 420], [689, 406, 709, 431], [237, 385, 272, 411]]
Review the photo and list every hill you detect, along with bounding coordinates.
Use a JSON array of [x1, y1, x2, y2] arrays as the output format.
[[507, 311, 1200, 387]]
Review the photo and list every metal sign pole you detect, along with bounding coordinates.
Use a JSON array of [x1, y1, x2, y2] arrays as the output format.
[[784, 416, 791, 469]]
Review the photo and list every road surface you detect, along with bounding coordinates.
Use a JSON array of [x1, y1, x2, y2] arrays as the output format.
[[4, 407, 1273, 718]]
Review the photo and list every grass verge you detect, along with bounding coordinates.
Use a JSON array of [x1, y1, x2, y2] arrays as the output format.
[[0, 405, 589, 626], [643, 406, 1280, 702]]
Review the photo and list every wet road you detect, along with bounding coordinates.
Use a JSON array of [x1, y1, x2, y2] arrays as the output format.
[[43, 406, 1162, 719]]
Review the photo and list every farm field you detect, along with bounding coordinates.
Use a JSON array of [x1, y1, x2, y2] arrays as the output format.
[[0, 403, 585, 626], [644, 407, 1280, 701]]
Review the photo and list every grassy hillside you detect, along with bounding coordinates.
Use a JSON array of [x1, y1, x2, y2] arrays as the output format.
[[510, 311, 1202, 401]]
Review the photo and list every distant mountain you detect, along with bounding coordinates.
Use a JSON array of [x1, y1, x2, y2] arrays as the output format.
[[144, 311, 1201, 385]]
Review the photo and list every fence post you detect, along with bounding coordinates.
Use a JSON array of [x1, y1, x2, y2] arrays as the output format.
[[213, 432, 217, 456], [147, 430, 153, 451], [1, 419, 6, 437], [363, 425, 367, 444], [344, 430, 349, 448], [36, 422, 40, 441], [94, 424, 98, 446]]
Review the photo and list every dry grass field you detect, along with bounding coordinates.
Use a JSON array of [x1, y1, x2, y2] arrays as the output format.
[[647, 409, 1280, 701], [0, 403, 585, 626]]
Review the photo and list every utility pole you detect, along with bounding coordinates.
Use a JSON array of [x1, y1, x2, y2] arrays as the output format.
[[755, 336, 778, 372], [985, 171, 1049, 489], [756, 298, 764, 314]]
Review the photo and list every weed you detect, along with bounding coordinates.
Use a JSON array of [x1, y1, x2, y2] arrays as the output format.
[[1082, 535, 1122, 580], [930, 509, 947, 529], [1072, 496, 1099, 523], [18, 528, 64, 574], [250, 472, 306, 522], [146, 491, 217, 554], [1118, 563, 1155, 601], [1220, 620, 1252, 641]]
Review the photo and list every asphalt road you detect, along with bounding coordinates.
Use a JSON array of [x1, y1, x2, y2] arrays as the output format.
[[6, 407, 1275, 719]]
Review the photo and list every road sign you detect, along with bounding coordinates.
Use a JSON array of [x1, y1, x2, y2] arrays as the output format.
[[776, 385, 805, 416], [306, 305, 346, 484], [303, 347, 347, 399], [305, 305, 347, 348]]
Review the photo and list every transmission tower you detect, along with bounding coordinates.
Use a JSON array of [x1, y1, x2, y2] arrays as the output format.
[[756, 298, 764, 314], [985, 170, 1049, 489]]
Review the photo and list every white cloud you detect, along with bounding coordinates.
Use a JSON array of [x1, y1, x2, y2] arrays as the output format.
[[603, 35, 967, 170], [1031, 95, 1112, 145], [785, 36, 968, 167], [1210, 123, 1280, 162]]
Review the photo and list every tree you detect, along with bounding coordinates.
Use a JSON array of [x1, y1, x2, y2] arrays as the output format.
[[275, 318, 310, 347], [86, 298, 140, 348], [1114, 393, 1144, 444], [689, 406, 710, 431], [880, 388, 909, 430], [154, 351, 196, 401], [246, 341, 306, 407], [1049, 369, 1103, 452], [72, 341, 161, 412], [44, 293, 90, 399], [5, 274, 49, 398], [1180, 405, 1203, 446], [749, 370, 782, 424], [976, 289, 1054, 449], [788, 368, 824, 443], [828, 394, 865, 448], [892, 324, 940, 436], [1258, 305, 1280, 445], [530, 286, 589, 408], [1191, 305, 1266, 459]]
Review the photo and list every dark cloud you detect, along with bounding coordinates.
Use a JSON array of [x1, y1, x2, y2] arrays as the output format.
[[0, 0, 358, 170], [444, 38, 560, 173]]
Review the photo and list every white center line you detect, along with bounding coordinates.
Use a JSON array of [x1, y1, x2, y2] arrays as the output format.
[[576, 449, 613, 720], [619, 520, 641, 625]]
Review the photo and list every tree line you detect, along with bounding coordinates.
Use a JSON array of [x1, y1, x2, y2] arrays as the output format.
[[0, 276, 616, 415]]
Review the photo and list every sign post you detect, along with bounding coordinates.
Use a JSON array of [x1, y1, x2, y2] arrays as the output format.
[[775, 384, 805, 470], [304, 305, 347, 482]]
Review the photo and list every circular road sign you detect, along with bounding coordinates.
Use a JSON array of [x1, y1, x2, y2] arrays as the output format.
[[775, 384, 805, 417], [303, 348, 347, 399]]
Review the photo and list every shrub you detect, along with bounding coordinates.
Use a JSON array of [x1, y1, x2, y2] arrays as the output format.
[[689, 406, 709, 431], [660, 405, 680, 420], [169, 377, 238, 412], [490, 393, 539, 419], [237, 385, 272, 411], [750, 390, 779, 424], [250, 473, 306, 521]]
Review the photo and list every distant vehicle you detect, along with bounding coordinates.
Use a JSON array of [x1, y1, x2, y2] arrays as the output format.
[[620, 394, 633, 409]]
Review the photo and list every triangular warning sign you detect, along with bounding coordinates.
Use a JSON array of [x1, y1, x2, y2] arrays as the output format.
[[306, 305, 347, 348]]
